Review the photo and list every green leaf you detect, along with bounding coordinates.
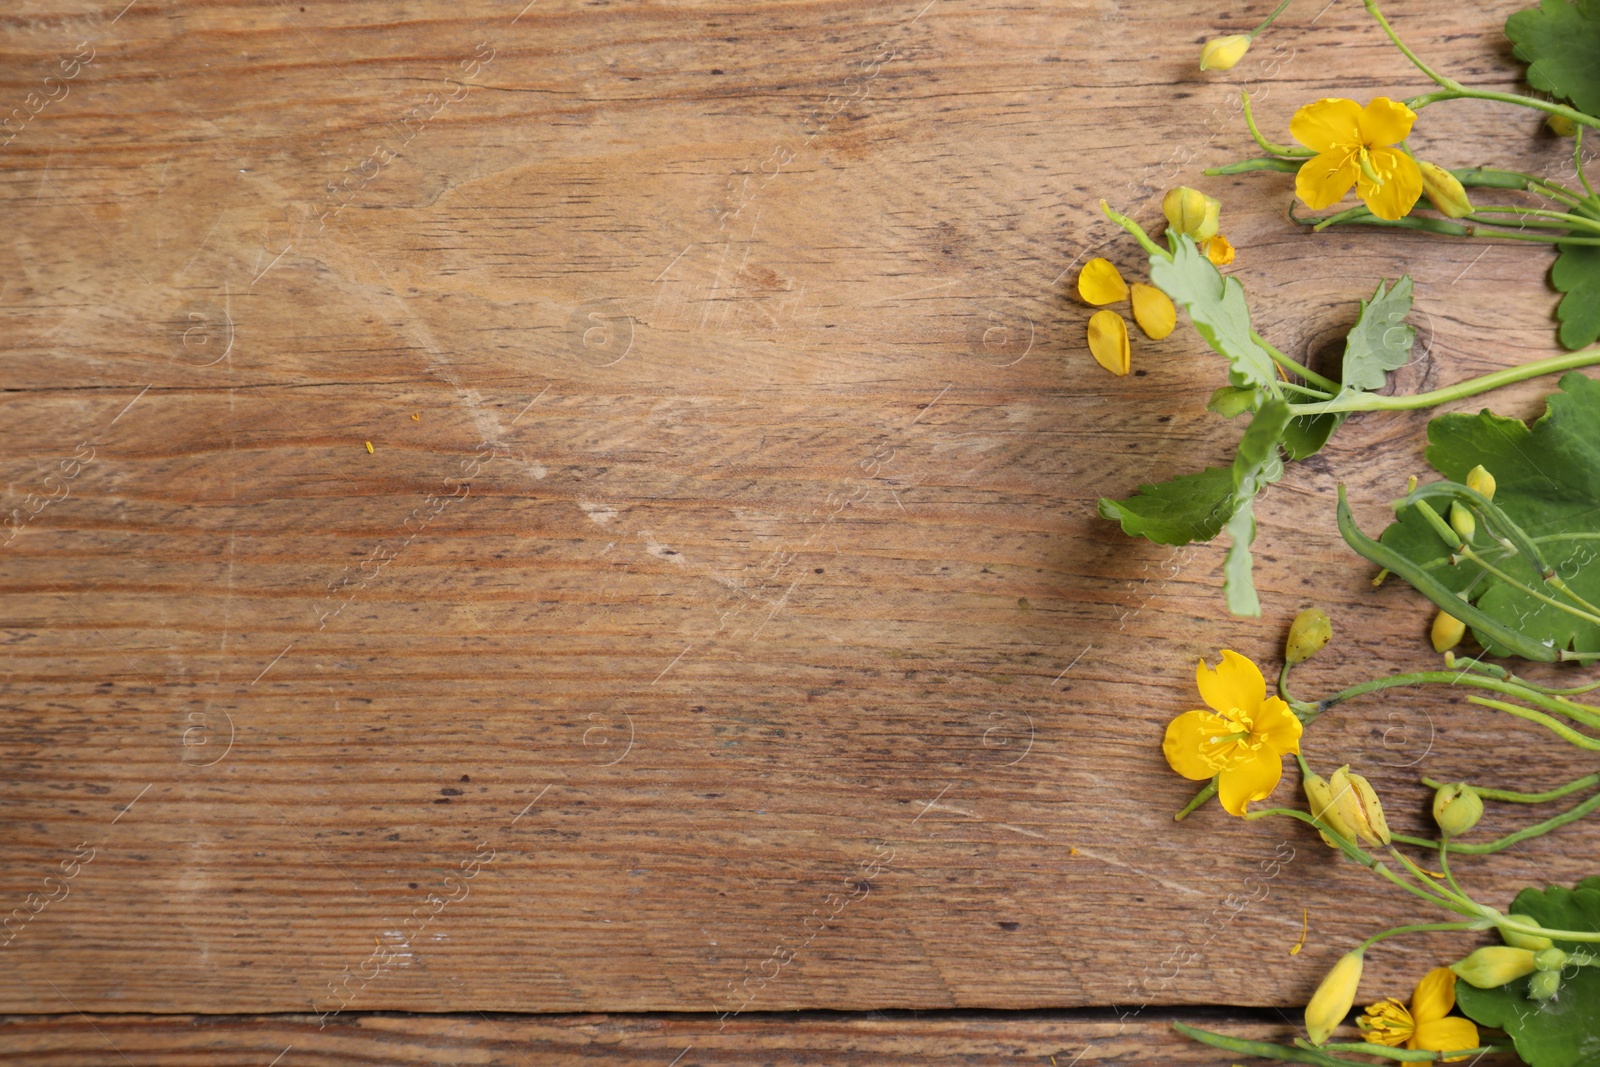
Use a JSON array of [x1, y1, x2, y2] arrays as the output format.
[[1279, 413, 1344, 461], [1506, 0, 1600, 119], [1096, 400, 1291, 559], [1222, 399, 1292, 616], [1455, 876, 1600, 1067], [1341, 276, 1414, 393], [1148, 235, 1278, 390], [1097, 466, 1237, 546], [1553, 240, 1600, 351], [1377, 373, 1600, 659]]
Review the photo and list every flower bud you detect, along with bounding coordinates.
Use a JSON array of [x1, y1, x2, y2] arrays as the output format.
[[1285, 608, 1332, 665], [1329, 766, 1390, 846], [1432, 783, 1483, 835], [1163, 186, 1221, 241], [1449, 501, 1476, 542], [1529, 967, 1562, 1001], [1535, 947, 1568, 971], [1417, 161, 1474, 219], [1452, 946, 1537, 989], [1207, 385, 1258, 418], [1431, 609, 1466, 653], [1548, 113, 1579, 137], [1305, 949, 1364, 1045], [1199, 34, 1252, 72], [1304, 771, 1358, 849], [1465, 464, 1496, 501], [1502, 916, 1552, 952]]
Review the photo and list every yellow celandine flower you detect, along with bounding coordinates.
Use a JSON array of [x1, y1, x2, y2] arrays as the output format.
[[1358, 968, 1480, 1062], [1291, 97, 1422, 221], [1163, 650, 1303, 816]]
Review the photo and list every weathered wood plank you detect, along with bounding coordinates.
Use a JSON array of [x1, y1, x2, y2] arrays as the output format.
[[0, 1011, 1524, 1066], [1, 0, 1594, 1017]]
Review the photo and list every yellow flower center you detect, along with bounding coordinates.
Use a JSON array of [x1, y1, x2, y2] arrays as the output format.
[[1203, 708, 1268, 768], [1357, 146, 1385, 187], [1358, 998, 1415, 1047]]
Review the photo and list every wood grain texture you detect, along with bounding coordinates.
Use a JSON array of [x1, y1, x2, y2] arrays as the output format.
[[0, 1011, 1525, 1066], [0, 0, 1595, 1027]]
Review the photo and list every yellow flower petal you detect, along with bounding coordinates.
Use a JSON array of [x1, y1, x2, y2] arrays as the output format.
[[1409, 968, 1457, 1025], [1204, 233, 1235, 266], [1078, 257, 1129, 306], [1296, 150, 1360, 210], [1253, 696, 1303, 757], [1130, 283, 1176, 340], [1357, 147, 1422, 220], [1357, 97, 1417, 148], [1218, 746, 1285, 816], [1411, 1016, 1480, 1062], [1290, 97, 1363, 153], [1087, 309, 1131, 376], [1196, 649, 1265, 717], [1163, 709, 1233, 781]]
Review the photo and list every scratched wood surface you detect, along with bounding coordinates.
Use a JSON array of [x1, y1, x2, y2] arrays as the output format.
[[1, 0, 1596, 1040], [0, 1011, 1526, 1066]]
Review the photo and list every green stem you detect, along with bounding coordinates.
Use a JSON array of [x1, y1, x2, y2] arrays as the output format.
[[1253, 330, 1341, 393], [1246, 808, 1479, 915], [1241, 90, 1310, 157], [1458, 168, 1587, 208], [1250, 0, 1297, 37], [1577, 127, 1597, 201], [1318, 1041, 1510, 1062], [1100, 200, 1169, 260], [1205, 156, 1303, 176], [1463, 206, 1600, 234], [1388, 846, 1477, 909], [1363, 0, 1461, 92], [1421, 772, 1600, 804], [1467, 695, 1600, 750], [1173, 779, 1217, 821], [1438, 838, 1468, 903], [1455, 548, 1600, 629], [1289, 348, 1600, 416], [1492, 909, 1600, 944], [1338, 488, 1595, 663], [1453, 166, 1557, 192], [1313, 670, 1600, 731], [1408, 87, 1600, 133], [1393, 788, 1600, 855], [1175, 1022, 1349, 1066], [1358, 920, 1484, 951]]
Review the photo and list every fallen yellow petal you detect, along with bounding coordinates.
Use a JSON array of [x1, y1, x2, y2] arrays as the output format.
[[1077, 257, 1129, 306], [1130, 283, 1176, 340], [1087, 309, 1131, 376], [1205, 233, 1236, 266], [365, 441, 375, 454]]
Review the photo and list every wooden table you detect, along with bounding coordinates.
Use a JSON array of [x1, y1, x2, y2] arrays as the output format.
[[1, 0, 1589, 1061]]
